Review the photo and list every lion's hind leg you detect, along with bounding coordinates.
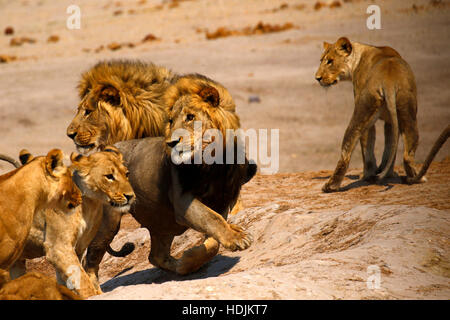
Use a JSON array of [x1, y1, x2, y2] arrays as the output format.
[[399, 109, 425, 182], [149, 233, 219, 276], [175, 237, 219, 275], [360, 125, 377, 181]]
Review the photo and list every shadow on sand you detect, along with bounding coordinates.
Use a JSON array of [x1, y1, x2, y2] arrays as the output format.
[[313, 174, 405, 192], [101, 254, 240, 293]]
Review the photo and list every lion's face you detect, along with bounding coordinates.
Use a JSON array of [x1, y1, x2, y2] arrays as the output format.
[[67, 86, 121, 153], [315, 37, 353, 87], [164, 86, 229, 162], [70, 146, 135, 212]]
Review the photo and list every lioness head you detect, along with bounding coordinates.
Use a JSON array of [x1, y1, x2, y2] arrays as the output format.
[[20, 149, 82, 213], [315, 37, 353, 87], [163, 76, 240, 163], [69, 146, 135, 212]]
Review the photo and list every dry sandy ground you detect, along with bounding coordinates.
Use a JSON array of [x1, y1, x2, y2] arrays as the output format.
[[0, 0, 449, 300], [91, 160, 450, 300]]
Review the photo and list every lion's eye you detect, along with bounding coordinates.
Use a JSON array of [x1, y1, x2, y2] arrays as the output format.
[[84, 109, 92, 116], [327, 59, 333, 65], [105, 174, 115, 181], [168, 119, 173, 125], [186, 114, 195, 121]]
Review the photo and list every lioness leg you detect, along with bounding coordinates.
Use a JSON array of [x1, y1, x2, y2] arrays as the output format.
[[399, 112, 424, 181], [377, 91, 400, 181], [377, 122, 399, 178], [149, 232, 219, 275], [323, 105, 380, 192], [360, 125, 377, 181], [45, 244, 98, 298], [84, 205, 123, 292], [377, 122, 392, 174]]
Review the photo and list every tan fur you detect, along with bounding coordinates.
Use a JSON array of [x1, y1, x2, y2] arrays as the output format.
[[11, 147, 134, 298], [0, 270, 81, 300], [315, 37, 449, 192], [83, 75, 256, 284], [164, 74, 241, 157], [0, 149, 82, 270], [67, 60, 177, 152]]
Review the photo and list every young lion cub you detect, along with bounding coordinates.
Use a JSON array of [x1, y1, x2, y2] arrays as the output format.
[[11, 146, 135, 298], [0, 149, 82, 270], [315, 37, 449, 192]]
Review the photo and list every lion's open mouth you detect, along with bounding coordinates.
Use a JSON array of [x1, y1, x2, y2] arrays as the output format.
[[75, 143, 96, 153]]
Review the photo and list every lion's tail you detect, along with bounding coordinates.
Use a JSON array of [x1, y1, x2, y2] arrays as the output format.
[[0, 154, 20, 169], [407, 124, 450, 184], [106, 242, 135, 257]]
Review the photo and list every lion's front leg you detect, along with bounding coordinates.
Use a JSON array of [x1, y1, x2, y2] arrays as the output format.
[[84, 204, 123, 293], [324, 104, 379, 192], [45, 244, 99, 298], [172, 193, 252, 251]]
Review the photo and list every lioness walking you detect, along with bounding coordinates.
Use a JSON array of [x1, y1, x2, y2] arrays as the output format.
[[315, 37, 449, 192]]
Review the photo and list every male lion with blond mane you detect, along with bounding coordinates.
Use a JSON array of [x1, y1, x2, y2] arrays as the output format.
[[66, 60, 177, 152], [83, 74, 256, 283], [315, 37, 449, 192], [0, 149, 81, 270], [10, 147, 134, 298]]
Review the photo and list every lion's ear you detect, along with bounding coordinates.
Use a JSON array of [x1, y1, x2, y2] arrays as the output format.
[[99, 85, 121, 106], [46, 149, 65, 177], [323, 42, 330, 50], [70, 152, 85, 163], [198, 86, 220, 108], [103, 146, 123, 160], [19, 149, 34, 165], [336, 37, 352, 55]]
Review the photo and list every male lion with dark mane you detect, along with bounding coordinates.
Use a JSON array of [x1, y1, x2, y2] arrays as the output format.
[[66, 60, 177, 152], [315, 37, 449, 192], [83, 74, 256, 282]]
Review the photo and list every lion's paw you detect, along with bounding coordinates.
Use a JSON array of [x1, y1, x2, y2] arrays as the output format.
[[221, 224, 253, 251], [322, 181, 340, 193]]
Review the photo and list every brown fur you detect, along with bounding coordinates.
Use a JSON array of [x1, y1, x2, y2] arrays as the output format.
[[315, 37, 449, 192], [0, 149, 82, 270], [84, 75, 256, 283], [11, 147, 134, 298], [0, 270, 81, 300], [67, 60, 177, 152]]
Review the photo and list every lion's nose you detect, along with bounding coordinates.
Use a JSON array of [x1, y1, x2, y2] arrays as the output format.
[[315, 76, 322, 83], [124, 193, 135, 203], [67, 132, 77, 140], [166, 138, 180, 148]]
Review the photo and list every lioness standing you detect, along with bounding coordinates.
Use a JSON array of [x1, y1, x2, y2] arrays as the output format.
[[315, 37, 449, 192]]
